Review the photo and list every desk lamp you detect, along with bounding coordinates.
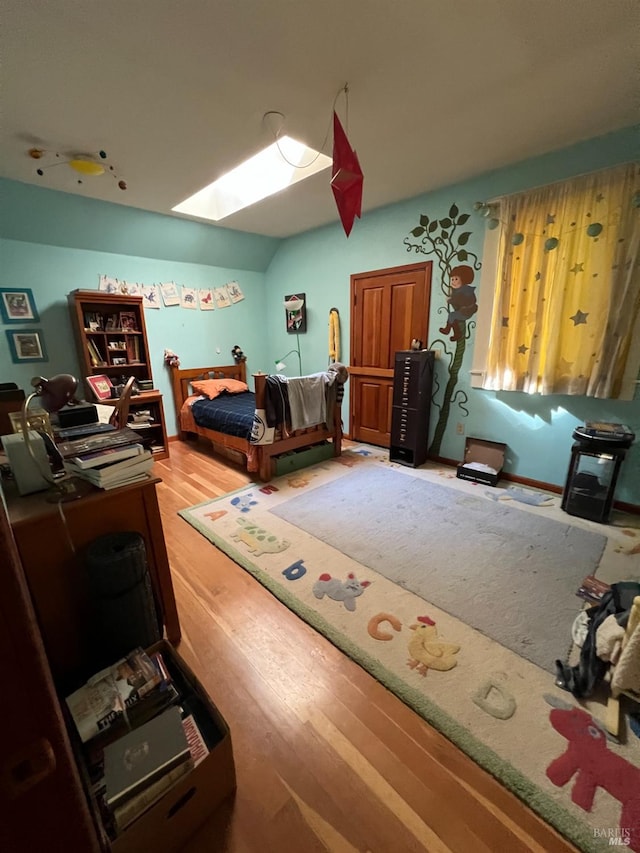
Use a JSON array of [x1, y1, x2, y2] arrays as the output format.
[[276, 296, 304, 375], [22, 374, 90, 501]]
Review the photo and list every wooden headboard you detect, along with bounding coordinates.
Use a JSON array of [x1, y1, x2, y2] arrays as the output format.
[[170, 362, 248, 421]]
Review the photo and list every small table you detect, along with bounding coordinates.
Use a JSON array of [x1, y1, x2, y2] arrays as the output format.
[[561, 424, 635, 523], [3, 474, 180, 689]]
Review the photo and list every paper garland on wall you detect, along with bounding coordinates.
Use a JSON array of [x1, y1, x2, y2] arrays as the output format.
[[213, 287, 231, 309], [226, 281, 244, 303], [180, 286, 197, 309], [160, 282, 180, 306], [199, 289, 214, 310], [141, 284, 160, 308], [98, 275, 246, 312], [99, 275, 139, 296]]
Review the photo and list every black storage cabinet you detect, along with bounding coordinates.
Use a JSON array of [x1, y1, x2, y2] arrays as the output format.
[[561, 424, 634, 523], [389, 350, 434, 468]]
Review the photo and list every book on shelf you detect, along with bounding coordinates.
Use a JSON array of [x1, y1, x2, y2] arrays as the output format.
[[66, 648, 164, 744], [87, 338, 105, 367], [57, 426, 143, 459], [103, 706, 192, 810], [68, 442, 146, 470], [127, 335, 141, 363]]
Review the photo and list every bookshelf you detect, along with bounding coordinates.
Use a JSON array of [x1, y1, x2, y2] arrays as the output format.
[[68, 291, 169, 459]]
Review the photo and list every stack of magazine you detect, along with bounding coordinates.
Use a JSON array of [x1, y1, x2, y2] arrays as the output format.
[[66, 648, 210, 836], [59, 427, 154, 489], [65, 648, 180, 745]]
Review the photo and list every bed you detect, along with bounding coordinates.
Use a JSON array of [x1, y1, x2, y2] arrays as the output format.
[[170, 362, 347, 481]]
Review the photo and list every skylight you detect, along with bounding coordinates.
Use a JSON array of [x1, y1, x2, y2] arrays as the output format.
[[172, 136, 332, 221]]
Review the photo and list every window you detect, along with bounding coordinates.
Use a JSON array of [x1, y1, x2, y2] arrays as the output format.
[[472, 163, 640, 399]]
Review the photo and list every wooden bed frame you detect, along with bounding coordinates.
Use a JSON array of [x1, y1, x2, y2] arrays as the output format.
[[170, 362, 344, 481]]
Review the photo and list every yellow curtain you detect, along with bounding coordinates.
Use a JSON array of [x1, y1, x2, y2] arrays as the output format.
[[483, 163, 640, 397]]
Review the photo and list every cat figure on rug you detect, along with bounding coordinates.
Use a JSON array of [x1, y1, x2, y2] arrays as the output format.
[[313, 572, 371, 611]]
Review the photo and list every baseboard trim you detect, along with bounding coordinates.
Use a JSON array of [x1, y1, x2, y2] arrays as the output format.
[[429, 454, 639, 516]]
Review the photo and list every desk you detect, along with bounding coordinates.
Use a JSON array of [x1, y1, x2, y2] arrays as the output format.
[[3, 474, 180, 688]]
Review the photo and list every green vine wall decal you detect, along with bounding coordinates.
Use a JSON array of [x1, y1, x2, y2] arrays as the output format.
[[403, 204, 482, 456]]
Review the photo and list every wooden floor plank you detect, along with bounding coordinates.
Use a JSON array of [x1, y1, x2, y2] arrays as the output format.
[[155, 440, 576, 853]]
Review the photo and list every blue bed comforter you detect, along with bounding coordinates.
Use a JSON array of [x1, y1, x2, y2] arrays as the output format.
[[191, 391, 256, 439]]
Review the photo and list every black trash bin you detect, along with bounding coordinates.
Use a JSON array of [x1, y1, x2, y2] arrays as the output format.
[[85, 531, 162, 666]]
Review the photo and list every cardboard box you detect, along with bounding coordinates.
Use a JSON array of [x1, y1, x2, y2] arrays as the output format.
[[456, 437, 506, 487], [110, 641, 236, 853]]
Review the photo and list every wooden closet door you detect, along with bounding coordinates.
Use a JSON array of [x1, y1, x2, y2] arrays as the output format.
[[349, 262, 431, 446], [0, 496, 100, 852]]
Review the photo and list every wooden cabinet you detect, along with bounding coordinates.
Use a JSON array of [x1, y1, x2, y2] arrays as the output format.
[[0, 493, 100, 853], [4, 475, 181, 691], [1, 482, 234, 852], [68, 290, 169, 459], [389, 350, 434, 468]]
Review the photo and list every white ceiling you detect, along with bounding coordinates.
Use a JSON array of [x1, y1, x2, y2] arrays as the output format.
[[1, 0, 637, 239]]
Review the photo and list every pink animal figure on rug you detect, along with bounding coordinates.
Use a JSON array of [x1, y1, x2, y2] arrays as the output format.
[[546, 707, 640, 851]]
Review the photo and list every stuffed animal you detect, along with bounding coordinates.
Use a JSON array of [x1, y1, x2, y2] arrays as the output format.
[[231, 345, 246, 364]]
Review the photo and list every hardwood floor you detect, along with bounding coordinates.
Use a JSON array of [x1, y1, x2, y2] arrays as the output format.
[[154, 439, 576, 853]]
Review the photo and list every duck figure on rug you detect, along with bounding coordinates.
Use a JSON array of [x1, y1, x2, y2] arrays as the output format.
[[407, 616, 461, 676]]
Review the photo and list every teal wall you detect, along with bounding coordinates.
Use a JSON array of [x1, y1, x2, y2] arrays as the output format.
[[0, 236, 270, 433], [1, 124, 638, 503], [264, 125, 640, 503]]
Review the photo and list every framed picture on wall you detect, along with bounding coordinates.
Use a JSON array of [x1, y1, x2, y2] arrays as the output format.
[[284, 293, 306, 333], [5, 329, 47, 363], [0, 288, 39, 323]]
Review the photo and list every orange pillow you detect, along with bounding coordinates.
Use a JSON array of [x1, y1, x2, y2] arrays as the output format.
[[191, 378, 249, 399]]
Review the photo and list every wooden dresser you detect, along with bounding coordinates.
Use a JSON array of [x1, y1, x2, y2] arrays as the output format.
[[2, 475, 180, 690]]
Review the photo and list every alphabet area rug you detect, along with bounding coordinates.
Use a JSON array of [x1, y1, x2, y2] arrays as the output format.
[[179, 447, 640, 852]]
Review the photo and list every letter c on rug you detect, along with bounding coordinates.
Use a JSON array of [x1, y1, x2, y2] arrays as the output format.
[[368, 612, 402, 641]]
